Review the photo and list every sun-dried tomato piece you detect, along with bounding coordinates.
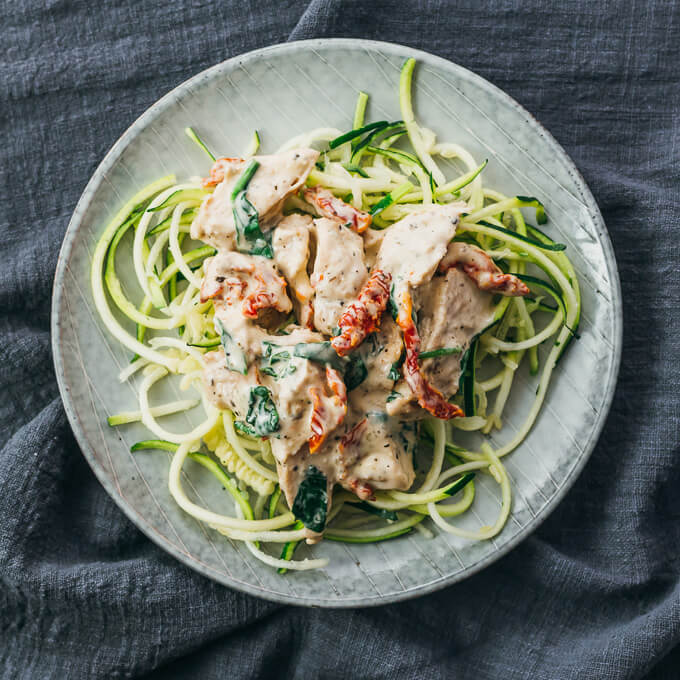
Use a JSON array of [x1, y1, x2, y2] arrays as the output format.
[[202, 157, 244, 187], [439, 242, 529, 296], [304, 185, 372, 233], [308, 388, 327, 454], [325, 366, 348, 408], [308, 367, 348, 454], [339, 417, 368, 453], [348, 477, 375, 501], [396, 289, 465, 420], [331, 269, 392, 357]]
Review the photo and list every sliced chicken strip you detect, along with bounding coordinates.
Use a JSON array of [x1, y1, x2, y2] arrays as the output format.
[[310, 217, 368, 335], [396, 288, 465, 420], [191, 148, 319, 250], [272, 213, 315, 328], [386, 267, 496, 417]]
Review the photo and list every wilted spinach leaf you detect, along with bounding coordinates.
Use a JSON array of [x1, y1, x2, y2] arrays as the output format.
[[344, 353, 367, 391], [244, 385, 279, 436], [259, 342, 296, 380], [293, 341, 367, 391], [231, 160, 273, 258], [293, 341, 343, 370], [387, 348, 405, 381], [234, 421, 256, 436], [215, 318, 248, 375], [387, 284, 399, 321], [292, 465, 328, 532]]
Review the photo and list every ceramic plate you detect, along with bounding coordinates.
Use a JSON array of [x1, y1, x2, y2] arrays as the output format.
[[51, 39, 622, 607]]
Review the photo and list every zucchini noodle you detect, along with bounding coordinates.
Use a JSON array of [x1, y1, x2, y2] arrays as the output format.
[[97, 58, 581, 573]]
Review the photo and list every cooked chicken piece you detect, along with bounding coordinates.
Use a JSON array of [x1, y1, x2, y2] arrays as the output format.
[[386, 267, 496, 417], [395, 288, 465, 419], [375, 203, 466, 291], [350, 316, 403, 414], [266, 358, 347, 502], [333, 412, 417, 500], [191, 148, 319, 250], [328, 204, 466, 418], [417, 267, 496, 393], [310, 217, 368, 335], [274, 410, 416, 542], [272, 213, 315, 328], [200, 252, 292, 322], [439, 241, 530, 296], [202, 350, 260, 415], [303, 185, 372, 233], [331, 203, 465, 355]]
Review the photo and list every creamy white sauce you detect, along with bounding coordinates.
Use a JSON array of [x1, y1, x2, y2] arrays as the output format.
[[197, 152, 495, 537], [375, 203, 466, 292]]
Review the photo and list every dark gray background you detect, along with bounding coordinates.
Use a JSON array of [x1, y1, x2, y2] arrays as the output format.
[[1, 1, 678, 678]]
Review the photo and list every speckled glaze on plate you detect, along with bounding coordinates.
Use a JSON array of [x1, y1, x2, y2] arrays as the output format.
[[51, 39, 622, 607]]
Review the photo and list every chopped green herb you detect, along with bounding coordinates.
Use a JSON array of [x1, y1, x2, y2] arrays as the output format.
[[386, 390, 400, 403]]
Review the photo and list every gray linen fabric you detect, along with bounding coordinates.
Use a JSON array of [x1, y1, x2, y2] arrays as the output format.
[[1, 1, 679, 678]]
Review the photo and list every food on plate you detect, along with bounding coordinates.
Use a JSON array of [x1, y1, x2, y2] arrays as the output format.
[[93, 58, 580, 572]]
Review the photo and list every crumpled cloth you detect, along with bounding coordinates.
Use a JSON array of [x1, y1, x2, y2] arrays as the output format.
[[1, 1, 679, 678]]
